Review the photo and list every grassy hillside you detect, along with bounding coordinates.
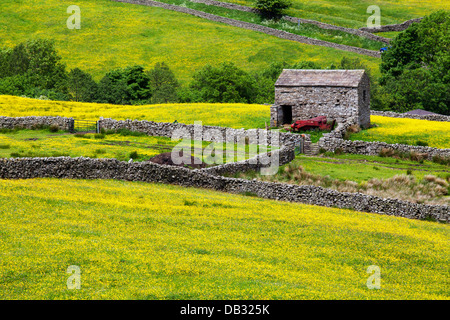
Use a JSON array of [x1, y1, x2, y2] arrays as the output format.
[[224, 0, 448, 28], [0, 95, 269, 128], [0, 0, 381, 82], [0, 178, 449, 299]]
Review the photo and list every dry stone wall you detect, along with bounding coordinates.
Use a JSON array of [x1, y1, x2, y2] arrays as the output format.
[[318, 116, 450, 160], [0, 116, 73, 131], [98, 118, 303, 174], [191, 0, 391, 44], [98, 118, 303, 147], [371, 110, 450, 122], [360, 18, 423, 33], [0, 157, 447, 223], [1, 116, 447, 222]]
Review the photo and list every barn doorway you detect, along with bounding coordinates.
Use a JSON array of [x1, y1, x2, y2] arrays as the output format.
[[281, 105, 293, 124]]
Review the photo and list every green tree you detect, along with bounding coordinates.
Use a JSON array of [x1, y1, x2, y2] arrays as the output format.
[[0, 39, 68, 98], [254, 0, 292, 19], [187, 63, 258, 103], [67, 68, 98, 102], [147, 62, 179, 104], [97, 65, 151, 105], [252, 60, 322, 103], [378, 10, 449, 114]]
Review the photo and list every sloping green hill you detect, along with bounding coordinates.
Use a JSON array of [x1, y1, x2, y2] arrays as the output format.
[[222, 0, 448, 28], [0, 0, 380, 82]]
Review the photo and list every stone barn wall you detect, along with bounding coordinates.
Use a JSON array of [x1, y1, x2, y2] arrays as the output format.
[[273, 86, 359, 125], [271, 72, 371, 128]]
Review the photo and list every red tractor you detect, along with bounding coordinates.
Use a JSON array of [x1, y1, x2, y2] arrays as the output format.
[[289, 116, 336, 132]]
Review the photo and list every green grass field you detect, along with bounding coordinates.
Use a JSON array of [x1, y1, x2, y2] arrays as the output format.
[[0, 0, 382, 82], [0, 128, 269, 164], [289, 154, 450, 183], [222, 0, 448, 28], [0, 178, 449, 299], [156, 0, 385, 51]]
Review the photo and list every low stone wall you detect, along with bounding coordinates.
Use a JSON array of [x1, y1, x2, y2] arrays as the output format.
[[110, 0, 381, 58], [0, 116, 306, 175], [191, 0, 390, 44], [200, 146, 295, 176], [98, 118, 304, 148], [319, 138, 450, 159], [371, 110, 450, 122], [99, 118, 305, 175], [0, 116, 74, 131], [360, 18, 423, 33], [318, 116, 450, 160], [0, 157, 448, 222]]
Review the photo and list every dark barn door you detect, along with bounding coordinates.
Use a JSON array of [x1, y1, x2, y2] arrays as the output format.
[[281, 105, 293, 124]]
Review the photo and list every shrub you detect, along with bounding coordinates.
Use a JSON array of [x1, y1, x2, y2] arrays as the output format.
[[129, 151, 139, 160], [416, 140, 429, 147], [183, 199, 197, 206], [49, 125, 59, 133], [432, 155, 450, 166], [334, 148, 344, 155], [241, 191, 258, 197], [116, 128, 146, 137], [31, 124, 47, 130], [409, 151, 427, 162], [254, 0, 292, 19], [74, 133, 89, 138], [0, 143, 10, 149], [379, 147, 395, 158], [94, 148, 106, 155], [94, 133, 105, 139]]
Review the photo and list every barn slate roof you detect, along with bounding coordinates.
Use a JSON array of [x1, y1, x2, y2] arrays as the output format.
[[275, 69, 367, 88]]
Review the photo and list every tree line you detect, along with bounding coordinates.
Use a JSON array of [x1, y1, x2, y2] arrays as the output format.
[[0, 10, 448, 115]]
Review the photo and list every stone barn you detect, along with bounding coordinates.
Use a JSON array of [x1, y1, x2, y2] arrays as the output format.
[[270, 69, 371, 128]]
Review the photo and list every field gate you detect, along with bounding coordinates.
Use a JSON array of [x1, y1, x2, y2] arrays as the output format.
[[69, 119, 99, 133]]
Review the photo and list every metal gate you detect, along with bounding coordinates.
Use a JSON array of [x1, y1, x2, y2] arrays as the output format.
[[70, 119, 98, 133]]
